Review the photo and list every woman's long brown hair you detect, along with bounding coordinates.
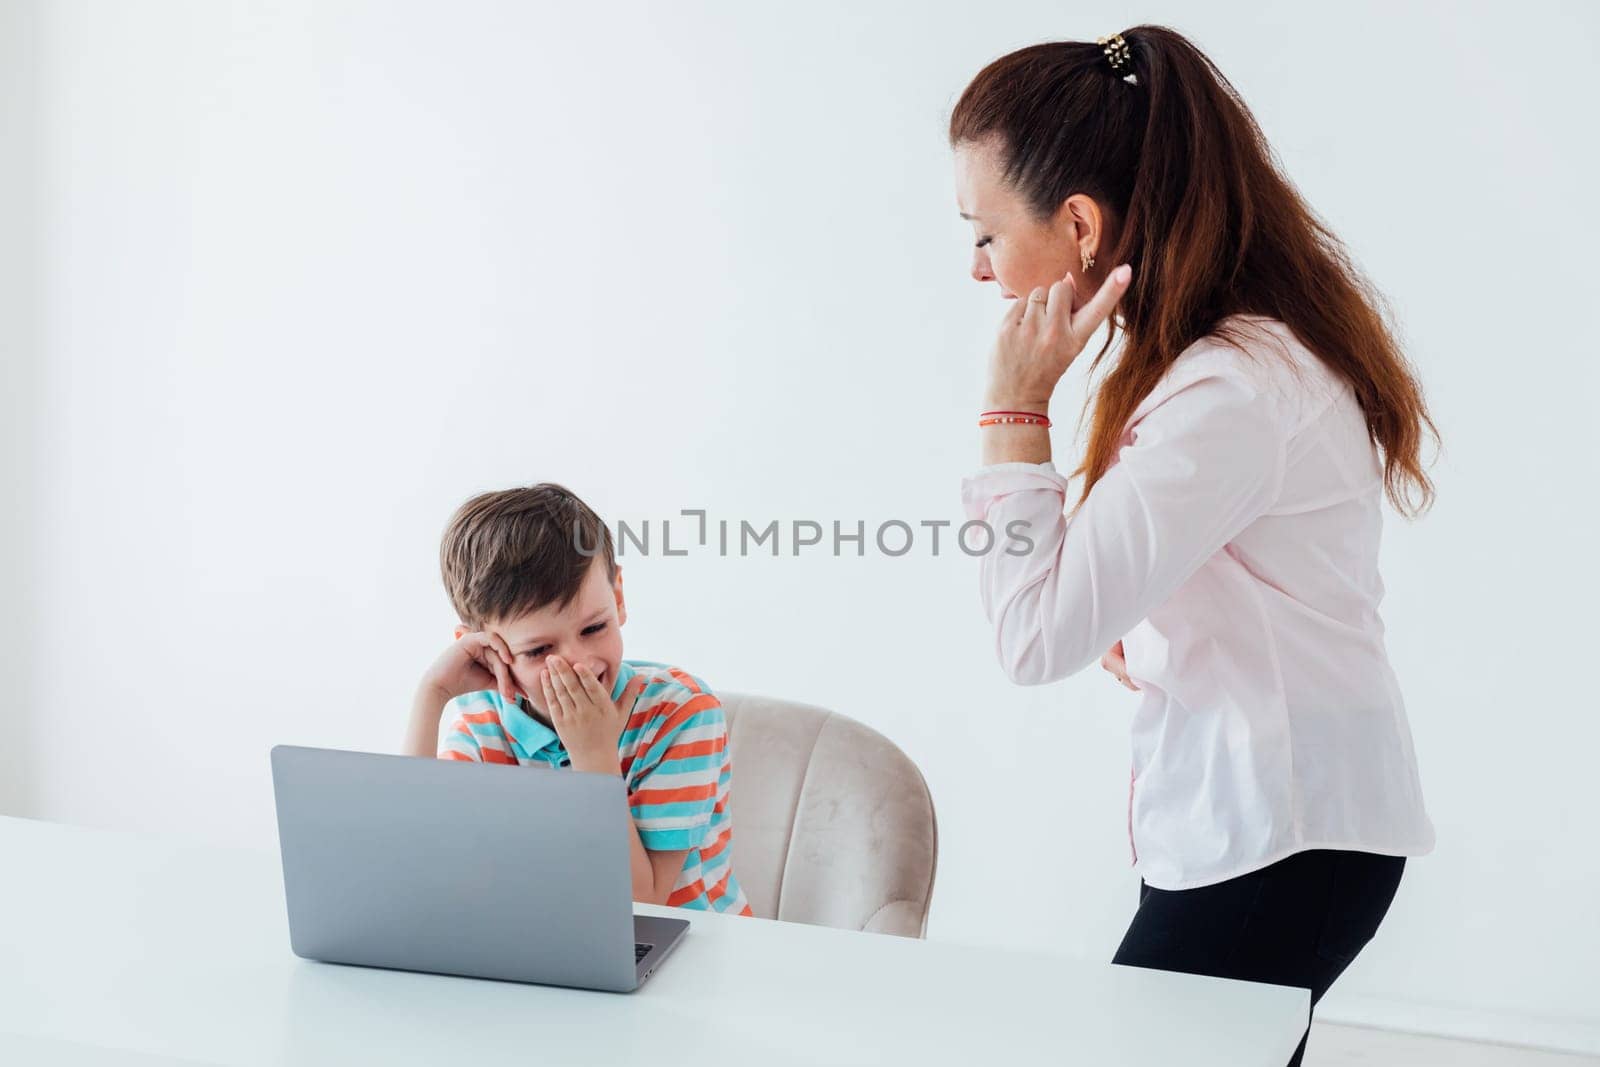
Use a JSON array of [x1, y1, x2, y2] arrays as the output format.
[[949, 25, 1438, 516]]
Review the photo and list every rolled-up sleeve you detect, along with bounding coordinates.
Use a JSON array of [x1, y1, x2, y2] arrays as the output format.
[[960, 366, 1289, 685]]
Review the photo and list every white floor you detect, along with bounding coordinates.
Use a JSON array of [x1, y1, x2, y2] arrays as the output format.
[[1307, 1024, 1600, 1066]]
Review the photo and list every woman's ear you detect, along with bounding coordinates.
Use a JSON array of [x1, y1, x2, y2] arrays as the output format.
[[612, 566, 627, 627], [1057, 192, 1105, 263]]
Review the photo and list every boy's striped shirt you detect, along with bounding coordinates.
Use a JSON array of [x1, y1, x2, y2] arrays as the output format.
[[439, 658, 753, 917]]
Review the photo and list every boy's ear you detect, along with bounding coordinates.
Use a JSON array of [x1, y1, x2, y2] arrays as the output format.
[[453, 623, 467, 640], [612, 566, 627, 626]]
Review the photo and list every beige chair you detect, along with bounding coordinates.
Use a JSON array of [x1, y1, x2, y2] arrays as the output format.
[[718, 691, 938, 938]]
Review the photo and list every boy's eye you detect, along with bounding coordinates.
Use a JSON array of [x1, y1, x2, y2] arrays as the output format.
[[518, 624, 603, 659]]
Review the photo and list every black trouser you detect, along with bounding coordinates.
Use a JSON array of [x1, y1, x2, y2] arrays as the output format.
[[1111, 848, 1406, 1067]]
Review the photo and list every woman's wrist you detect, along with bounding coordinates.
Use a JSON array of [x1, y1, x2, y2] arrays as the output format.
[[982, 394, 1053, 416], [980, 423, 1052, 466]]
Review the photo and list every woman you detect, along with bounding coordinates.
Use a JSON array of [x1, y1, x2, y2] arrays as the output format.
[[951, 26, 1436, 1067]]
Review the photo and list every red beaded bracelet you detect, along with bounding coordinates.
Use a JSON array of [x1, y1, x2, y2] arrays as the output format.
[[978, 410, 1052, 428]]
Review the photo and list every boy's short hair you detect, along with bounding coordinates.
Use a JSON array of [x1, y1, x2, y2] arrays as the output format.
[[439, 483, 616, 628]]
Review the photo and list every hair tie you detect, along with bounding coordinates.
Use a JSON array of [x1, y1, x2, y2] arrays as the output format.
[[1096, 33, 1132, 75]]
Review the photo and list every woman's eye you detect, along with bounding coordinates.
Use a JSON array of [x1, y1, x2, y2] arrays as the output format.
[[975, 236, 992, 249]]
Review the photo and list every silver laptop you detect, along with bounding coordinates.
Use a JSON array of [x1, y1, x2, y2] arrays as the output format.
[[269, 744, 689, 993]]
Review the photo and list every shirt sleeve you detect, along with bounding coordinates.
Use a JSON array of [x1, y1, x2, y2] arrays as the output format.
[[436, 692, 507, 762], [437, 711, 483, 761], [626, 690, 727, 852], [960, 364, 1289, 686]]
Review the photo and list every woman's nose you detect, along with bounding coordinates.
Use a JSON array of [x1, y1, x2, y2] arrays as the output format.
[[971, 257, 993, 284]]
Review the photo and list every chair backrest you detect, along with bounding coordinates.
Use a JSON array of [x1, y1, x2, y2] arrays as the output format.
[[718, 691, 938, 938]]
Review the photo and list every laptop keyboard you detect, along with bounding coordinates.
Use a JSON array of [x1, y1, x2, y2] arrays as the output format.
[[635, 942, 653, 963]]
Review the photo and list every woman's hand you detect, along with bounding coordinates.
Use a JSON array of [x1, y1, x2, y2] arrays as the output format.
[[983, 264, 1133, 411], [1101, 640, 1139, 692]]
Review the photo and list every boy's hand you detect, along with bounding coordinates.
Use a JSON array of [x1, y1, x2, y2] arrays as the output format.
[[420, 630, 521, 706], [544, 655, 647, 775]]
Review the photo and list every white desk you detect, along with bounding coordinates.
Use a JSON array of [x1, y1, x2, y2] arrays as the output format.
[[0, 816, 1309, 1065]]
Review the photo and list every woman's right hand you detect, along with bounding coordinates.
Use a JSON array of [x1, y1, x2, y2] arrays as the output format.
[[419, 629, 521, 705], [1101, 640, 1139, 691]]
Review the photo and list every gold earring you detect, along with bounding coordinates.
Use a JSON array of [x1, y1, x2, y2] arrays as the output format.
[[1081, 250, 1096, 273]]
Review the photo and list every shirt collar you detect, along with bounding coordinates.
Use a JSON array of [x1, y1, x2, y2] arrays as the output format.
[[499, 697, 567, 767], [608, 659, 638, 703]]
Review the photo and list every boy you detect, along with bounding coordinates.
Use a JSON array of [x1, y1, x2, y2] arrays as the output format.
[[401, 483, 753, 916]]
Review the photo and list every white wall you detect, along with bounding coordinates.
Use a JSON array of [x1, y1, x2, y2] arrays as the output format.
[[7, 0, 1598, 1053], [0, 0, 40, 820]]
